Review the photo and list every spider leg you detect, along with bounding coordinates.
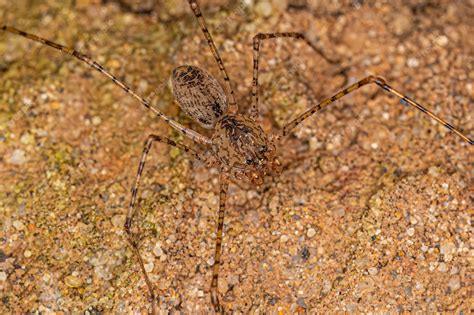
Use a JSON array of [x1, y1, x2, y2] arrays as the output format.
[[280, 75, 473, 145], [250, 32, 344, 120], [187, 0, 238, 114], [124, 134, 203, 315], [210, 171, 229, 314], [1, 25, 211, 146]]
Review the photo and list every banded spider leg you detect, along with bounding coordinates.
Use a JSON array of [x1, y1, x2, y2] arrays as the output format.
[[250, 31, 343, 119], [279, 75, 473, 144], [248, 32, 471, 145], [124, 135, 204, 314]]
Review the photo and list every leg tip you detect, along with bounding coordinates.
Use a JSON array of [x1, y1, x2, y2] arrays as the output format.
[[124, 217, 132, 233], [211, 289, 224, 314]]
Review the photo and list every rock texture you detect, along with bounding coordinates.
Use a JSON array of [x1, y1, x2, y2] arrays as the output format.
[[0, 0, 472, 313]]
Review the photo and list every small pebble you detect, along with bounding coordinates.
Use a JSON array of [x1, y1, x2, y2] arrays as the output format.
[[297, 297, 307, 309], [0, 271, 7, 282], [444, 254, 453, 262], [23, 97, 33, 106], [448, 276, 461, 291], [434, 35, 449, 47], [20, 133, 34, 145], [368, 267, 378, 275], [107, 59, 121, 69], [406, 227, 415, 236], [42, 274, 50, 283], [346, 303, 357, 312], [407, 57, 419, 68], [24, 250, 32, 258], [49, 100, 62, 110], [415, 282, 424, 290], [428, 167, 440, 177], [227, 274, 239, 286], [309, 137, 321, 151], [280, 235, 289, 242], [65, 275, 83, 288], [440, 241, 456, 256], [437, 262, 447, 272], [306, 228, 317, 238], [272, 0, 288, 12], [218, 277, 228, 294], [138, 79, 148, 92], [153, 243, 164, 257], [300, 247, 310, 261], [197, 290, 204, 297], [91, 116, 102, 125], [111, 215, 125, 228], [333, 208, 345, 218], [391, 12, 412, 36], [255, 1, 273, 17], [144, 262, 154, 273], [13, 220, 25, 231], [8, 149, 26, 165]]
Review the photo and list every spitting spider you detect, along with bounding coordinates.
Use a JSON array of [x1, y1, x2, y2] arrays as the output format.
[[2, 0, 473, 313]]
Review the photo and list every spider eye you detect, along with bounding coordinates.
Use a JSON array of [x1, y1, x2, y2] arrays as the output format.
[[245, 158, 253, 165], [258, 145, 267, 153]]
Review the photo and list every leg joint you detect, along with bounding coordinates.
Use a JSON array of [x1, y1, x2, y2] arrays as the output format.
[[124, 217, 132, 234]]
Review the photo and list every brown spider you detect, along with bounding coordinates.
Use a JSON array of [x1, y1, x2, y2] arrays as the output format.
[[2, 0, 472, 313]]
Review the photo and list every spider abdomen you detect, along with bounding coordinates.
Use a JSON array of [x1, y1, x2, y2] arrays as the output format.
[[172, 65, 227, 129]]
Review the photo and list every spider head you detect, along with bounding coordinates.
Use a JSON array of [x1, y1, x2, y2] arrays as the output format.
[[239, 154, 282, 185], [212, 114, 282, 185], [238, 141, 283, 185]]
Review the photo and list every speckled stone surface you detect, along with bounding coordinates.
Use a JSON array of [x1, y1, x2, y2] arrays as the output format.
[[0, 0, 472, 313]]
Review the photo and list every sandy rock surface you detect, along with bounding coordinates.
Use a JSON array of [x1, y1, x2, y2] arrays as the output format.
[[0, 0, 472, 313]]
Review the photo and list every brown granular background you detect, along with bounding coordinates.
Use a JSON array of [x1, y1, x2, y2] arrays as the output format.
[[0, 0, 472, 313]]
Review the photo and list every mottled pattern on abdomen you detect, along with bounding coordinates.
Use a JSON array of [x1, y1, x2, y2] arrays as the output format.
[[172, 65, 227, 129]]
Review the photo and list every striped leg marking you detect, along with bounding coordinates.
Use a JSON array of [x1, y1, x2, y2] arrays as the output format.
[[1, 25, 212, 145], [124, 134, 202, 315], [187, 0, 238, 114], [210, 171, 229, 314], [250, 32, 340, 120], [281, 75, 473, 145]]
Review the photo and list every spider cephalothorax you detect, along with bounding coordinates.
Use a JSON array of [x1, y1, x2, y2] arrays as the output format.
[[212, 114, 281, 184]]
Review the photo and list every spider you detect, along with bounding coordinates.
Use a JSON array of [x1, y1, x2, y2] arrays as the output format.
[[2, 0, 472, 313]]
